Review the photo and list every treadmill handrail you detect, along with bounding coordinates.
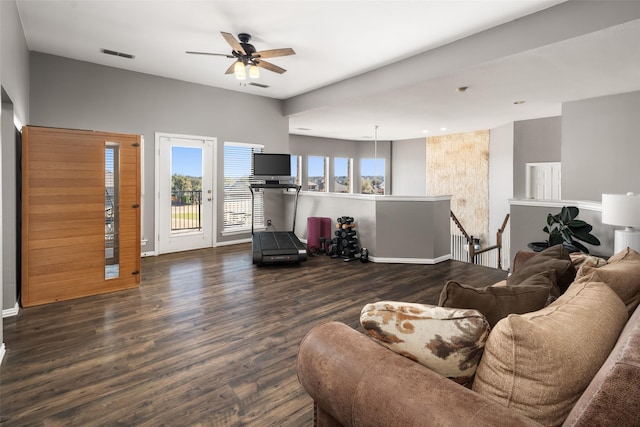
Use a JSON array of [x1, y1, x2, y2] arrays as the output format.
[[249, 183, 301, 235]]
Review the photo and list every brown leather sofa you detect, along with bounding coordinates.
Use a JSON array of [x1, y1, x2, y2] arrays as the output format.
[[296, 250, 640, 427]]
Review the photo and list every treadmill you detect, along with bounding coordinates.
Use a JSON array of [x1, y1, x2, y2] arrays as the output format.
[[250, 183, 307, 265]]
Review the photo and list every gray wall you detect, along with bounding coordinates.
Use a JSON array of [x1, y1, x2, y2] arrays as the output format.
[[2, 96, 17, 313], [289, 134, 391, 193], [510, 203, 615, 263], [375, 199, 450, 260], [286, 193, 450, 261], [0, 0, 3, 345], [29, 52, 289, 252], [1, 0, 29, 124], [562, 90, 640, 201], [513, 116, 561, 199], [509, 91, 640, 264], [392, 138, 426, 196], [2, 0, 30, 316]]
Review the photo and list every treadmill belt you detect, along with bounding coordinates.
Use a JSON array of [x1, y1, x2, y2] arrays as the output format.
[[260, 231, 299, 255]]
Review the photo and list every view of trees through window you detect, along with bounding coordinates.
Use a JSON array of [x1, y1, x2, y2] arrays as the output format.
[[334, 157, 351, 193], [307, 156, 327, 192], [361, 158, 385, 194], [171, 174, 202, 204]]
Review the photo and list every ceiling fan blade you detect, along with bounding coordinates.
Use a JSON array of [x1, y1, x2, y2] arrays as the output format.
[[224, 62, 236, 75], [186, 51, 234, 58], [253, 48, 296, 59], [255, 59, 286, 74], [221, 31, 246, 55]]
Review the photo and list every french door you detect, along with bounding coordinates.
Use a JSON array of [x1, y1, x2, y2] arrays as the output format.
[[157, 134, 215, 254]]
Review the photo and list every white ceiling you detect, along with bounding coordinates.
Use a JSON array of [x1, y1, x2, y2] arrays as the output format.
[[15, 0, 640, 141]]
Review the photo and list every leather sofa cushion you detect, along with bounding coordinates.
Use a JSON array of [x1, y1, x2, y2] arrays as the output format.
[[438, 270, 555, 327], [507, 244, 576, 294], [473, 279, 627, 426], [360, 301, 489, 386], [581, 247, 640, 315]]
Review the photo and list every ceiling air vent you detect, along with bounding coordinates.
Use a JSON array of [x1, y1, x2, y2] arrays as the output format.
[[101, 48, 135, 59], [248, 82, 269, 89]]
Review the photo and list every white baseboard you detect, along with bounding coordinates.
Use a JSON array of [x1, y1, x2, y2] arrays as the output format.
[[0, 343, 5, 364], [2, 302, 19, 318], [369, 254, 451, 264], [216, 238, 251, 247], [141, 250, 158, 257]]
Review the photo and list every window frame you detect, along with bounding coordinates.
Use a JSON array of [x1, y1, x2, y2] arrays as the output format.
[[307, 155, 328, 192], [333, 157, 353, 193], [223, 141, 264, 234], [360, 158, 385, 195]]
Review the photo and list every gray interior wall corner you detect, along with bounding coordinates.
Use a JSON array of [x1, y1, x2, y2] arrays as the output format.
[[2, 0, 30, 316], [2, 96, 17, 312], [29, 52, 289, 250], [512, 116, 561, 198], [0, 0, 3, 345], [561, 90, 640, 201]]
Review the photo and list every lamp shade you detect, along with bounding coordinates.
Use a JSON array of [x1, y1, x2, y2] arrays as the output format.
[[234, 61, 246, 80], [602, 192, 640, 227], [249, 64, 260, 79]]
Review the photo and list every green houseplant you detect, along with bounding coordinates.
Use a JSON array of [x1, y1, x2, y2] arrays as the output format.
[[529, 206, 601, 254]]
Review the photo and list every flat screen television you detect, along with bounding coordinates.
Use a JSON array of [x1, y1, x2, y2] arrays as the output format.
[[253, 153, 291, 184]]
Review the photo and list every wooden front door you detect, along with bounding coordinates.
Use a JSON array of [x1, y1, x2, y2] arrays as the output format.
[[21, 126, 141, 307]]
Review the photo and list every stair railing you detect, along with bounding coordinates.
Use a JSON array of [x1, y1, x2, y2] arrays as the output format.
[[450, 211, 510, 270]]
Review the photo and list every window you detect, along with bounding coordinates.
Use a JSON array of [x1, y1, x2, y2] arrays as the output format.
[[307, 156, 328, 192], [223, 142, 264, 233], [334, 157, 352, 193], [290, 155, 301, 186], [361, 158, 385, 194]]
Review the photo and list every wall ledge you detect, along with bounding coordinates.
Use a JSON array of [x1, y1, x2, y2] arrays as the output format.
[[510, 198, 601, 212], [287, 191, 451, 202]]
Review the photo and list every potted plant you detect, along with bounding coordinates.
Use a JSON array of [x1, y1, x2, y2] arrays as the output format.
[[528, 206, 601, 254]]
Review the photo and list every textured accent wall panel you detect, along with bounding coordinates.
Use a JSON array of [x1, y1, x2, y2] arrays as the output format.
[[427, 131, 489, 243]]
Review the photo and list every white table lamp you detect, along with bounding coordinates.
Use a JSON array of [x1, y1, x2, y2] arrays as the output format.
[[601, 192, 640, 253]]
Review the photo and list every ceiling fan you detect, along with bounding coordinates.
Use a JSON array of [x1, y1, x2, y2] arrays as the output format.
[[186, 32, 295, 79]]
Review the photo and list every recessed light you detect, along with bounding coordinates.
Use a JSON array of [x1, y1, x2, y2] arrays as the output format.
[[514, 100, 526, 105], [456, 86, 469, 93], [440, 127, 447, 131], [296, 127, 311, 131], [422, 130, 429, 134], [361, 136, 373, 139]]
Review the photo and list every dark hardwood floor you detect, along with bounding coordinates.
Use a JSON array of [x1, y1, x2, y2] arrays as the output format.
[[1, 244, 507, 426]]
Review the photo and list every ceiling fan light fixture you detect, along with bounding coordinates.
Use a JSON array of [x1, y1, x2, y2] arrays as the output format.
[[234, 61, 246, 80], [249, 64, 260, 79]]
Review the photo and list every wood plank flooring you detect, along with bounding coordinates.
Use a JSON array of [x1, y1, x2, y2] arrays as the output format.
[[1, 244, 507, 426]]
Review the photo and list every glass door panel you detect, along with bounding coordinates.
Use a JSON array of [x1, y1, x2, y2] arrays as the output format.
[[105, 142, 120, 279]]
